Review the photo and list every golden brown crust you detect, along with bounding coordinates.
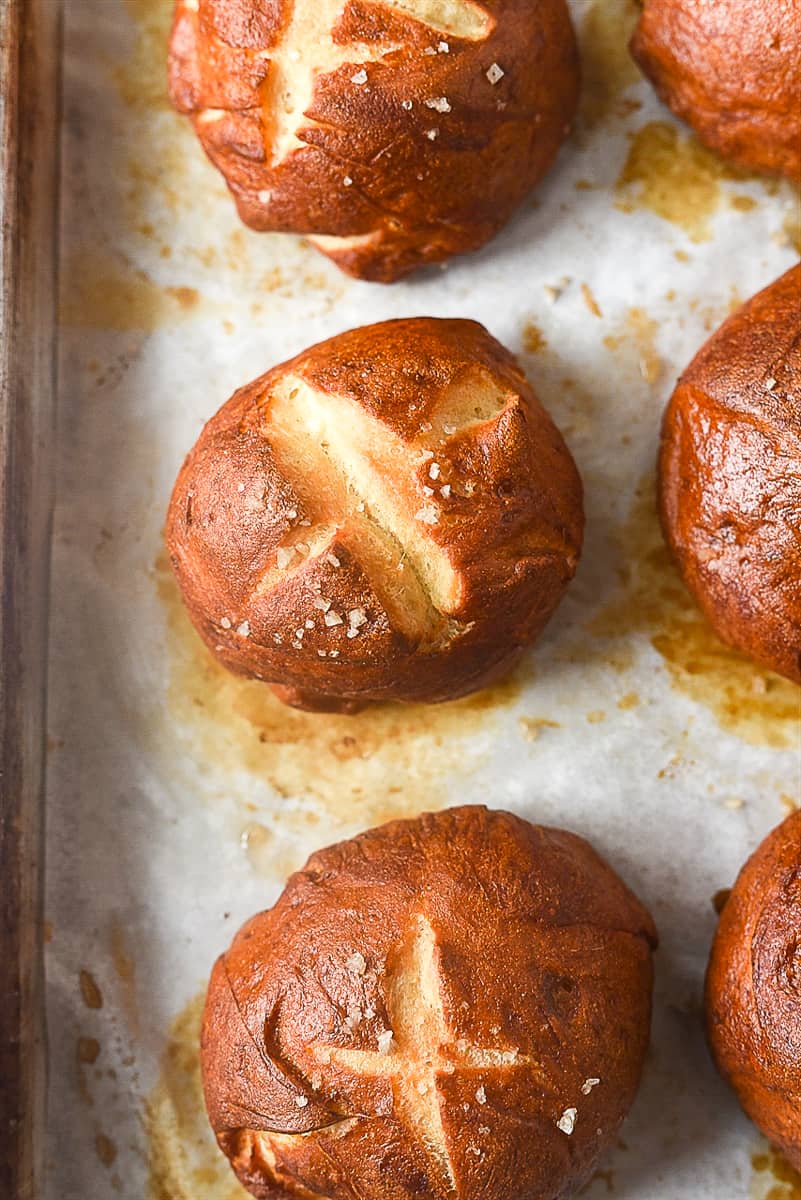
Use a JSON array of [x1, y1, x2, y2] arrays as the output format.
[[168, 0, 580, 282], [201, 805, 658, 1200], [658, 265, 801, 683], [165, 317, 584, 711], [706, 810, 801, 1169], [631, 0, 801, 182]]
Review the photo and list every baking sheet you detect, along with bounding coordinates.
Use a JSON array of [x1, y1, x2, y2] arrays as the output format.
[[45, 1, 801, 1197]]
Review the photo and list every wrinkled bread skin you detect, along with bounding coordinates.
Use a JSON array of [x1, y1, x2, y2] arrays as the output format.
[[658, 265, 801, 683], [706, 810, 801, 1169], [631, 0, 801, 182], [168, 0, 579, 282], [166, 318, 583, 712], [201, 805, 658, 1200]]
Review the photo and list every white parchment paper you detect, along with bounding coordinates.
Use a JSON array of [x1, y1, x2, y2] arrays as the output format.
[[45, 2, 801, 1197]]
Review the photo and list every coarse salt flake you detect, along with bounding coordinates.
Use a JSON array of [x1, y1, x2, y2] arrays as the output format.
[[324, 611, 344, 627], [765, 377, 777, 390], [581, 1078, 601, 1095], [443, 423, 457, 434], [347, 952, 367, 976], [486, 62, 505, 85], [348, 608, 368, 628], [415, 504, 439, 524], [401, 99, 413, 110], [476, 1086, 487, 1104], [313, 598, 332, 613], [220, 617, 232, 630], [429, 462, 440, 479], [351, 68, 368, 85], [276, 546, 296, 569], [557, 1107, 577, 1135], [257, 189, 272, 204], [424, 97, 451, 113], [440, 484, 452, 498], [425, 128, 439, 140], [343, 176, 353, 187], [236, 621, 251, 637], [377, 1030, 394, 1055], [295, 1096, 309, 1108], [438, 41, 450, 53], [326, 553, 341, 568]]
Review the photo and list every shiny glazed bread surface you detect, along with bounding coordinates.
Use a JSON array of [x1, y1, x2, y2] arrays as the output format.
[[202, 805, 658, 1200]]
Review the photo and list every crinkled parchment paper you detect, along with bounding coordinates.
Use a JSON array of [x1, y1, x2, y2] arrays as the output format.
[[45, 1, 800, 1197]]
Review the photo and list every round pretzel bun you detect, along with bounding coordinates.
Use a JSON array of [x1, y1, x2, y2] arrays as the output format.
[[706, 809, 801, 1169], [165, 317, 584, 712], [201, 805, 658, 1200], [658, 265, 801, 683], [631, 0, 801, 181], [168, 0, 580, 282]]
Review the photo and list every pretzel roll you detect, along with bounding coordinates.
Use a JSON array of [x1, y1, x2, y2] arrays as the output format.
[[167, 0, 579, 282], [658, 265, 801, 683], [202, 805, 658, 1200], [166, 318, 583, 712], [706, 810, 801, 1169], [631, 0, 801, 181]]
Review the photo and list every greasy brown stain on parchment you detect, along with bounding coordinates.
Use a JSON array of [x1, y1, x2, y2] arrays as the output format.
[[111, 920, 141, 1037], [77, 1037, 102, 1107], [522, 321, 547, 354], [146, 995, 248, 1200], [96, 1133, 118, 1169], [60, 253, 213, 332], [616, 122, 747, 242], [782, 204, 801, 255], [578, 0, 641, 128], [752, 1145, 801, 1200], [80, 969, 104, 1010], [603, 307, 664, 386], [116, 0, 173, 112], [590, 475, 801, 749], [153, 556, 520, 829]]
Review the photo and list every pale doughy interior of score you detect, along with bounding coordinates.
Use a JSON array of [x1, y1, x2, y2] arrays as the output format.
[[255, 370, 511, 647], [259, 0, 492, 167], [248, 915, 549, 1195]]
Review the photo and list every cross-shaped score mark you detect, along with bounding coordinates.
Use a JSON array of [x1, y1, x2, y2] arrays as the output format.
[[261, 0, 493, 165], [303, 915, 551, 1193], [250, 371, 510, 647]]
